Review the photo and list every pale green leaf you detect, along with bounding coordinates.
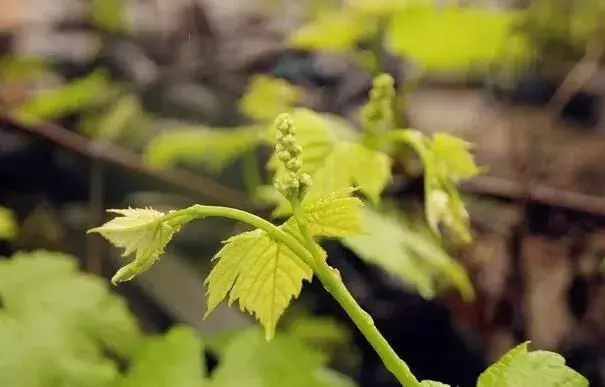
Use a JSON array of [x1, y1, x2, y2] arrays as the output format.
[[0, 251, 144, 387], [90, 94, 141, 141], [239, 75, 303, 122], [288, 10, 376, 52], [118, 325, 206, 387], [13, 70, 113, 124], [204, 229, 313, 340], [392, 129, 480, 243], [144, 126, 262, 173], [477, 341, 588, 387], [91, 0, 128, 33], [210, 328, 349, 387], [0, 206, 17, 240], [88, 208, 178, 284], [343, 207, 474, 300], [386, 5, 530, 71], [431, 133, 482, 181], [349, 144, 392, 205], [283, 188, 364, 238], [0, 56, 51, 82], [420, 381, 450, 387]]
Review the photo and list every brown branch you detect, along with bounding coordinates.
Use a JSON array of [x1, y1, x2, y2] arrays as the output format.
[[0, 111, 253, 209], [461, 175, 605, 218]]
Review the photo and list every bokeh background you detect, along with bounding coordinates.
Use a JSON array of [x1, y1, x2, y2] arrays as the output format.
[[1, 0, 605, 386]]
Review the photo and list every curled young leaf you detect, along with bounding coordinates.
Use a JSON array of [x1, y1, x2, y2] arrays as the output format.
[[88, 208, 179, 285]]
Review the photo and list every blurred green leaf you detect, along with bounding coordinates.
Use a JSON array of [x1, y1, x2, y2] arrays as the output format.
[[118, 325, 207, 387], [13, 70, 114, 124], [0, 56, 51, 82], [386, 5, 530, 71], [477, 341, 588, 387], [343, 207, 474, 300], [0, 206, 17, 240], [0, 250, 144, 387], [288, 10, 376, 52], [87, 94, 141, 141], [210, 329, 351, 387], [90, 0, 128, 33], [391, 130, 482, 243], [240, 76, 303, 122], [144, 126, 263, 173]]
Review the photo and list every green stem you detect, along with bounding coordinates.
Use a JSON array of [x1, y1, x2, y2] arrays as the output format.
[[291, 201, 420, 387], [162, 204, 317, 271]]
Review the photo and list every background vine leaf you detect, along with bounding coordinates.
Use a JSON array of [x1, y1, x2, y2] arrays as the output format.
[[210, 329, 353, 387], [0, 206, 17, 240], [118, 325, 207, 387], [477, 341, 588, 387], [239, 75, 303, 122], [12, 70, 114, 125], [144, 126, 262, 172], [0, 251, 144, 387], [343, 207, 474, 300]]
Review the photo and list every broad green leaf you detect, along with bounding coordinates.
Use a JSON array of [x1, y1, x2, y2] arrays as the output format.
[[0, 206, 17, 240], [204, 229, 313, 340], [13, 70, 113, 124], [343, 207, 474, 300], [288, 10, 376, 52], [239, 75, 303, 122], [86, 94, 141, 141], [88, 208, 179, 284], [117, 325, 206, 387], [0, 251, 144, 387], [386, 5, 530, 71], [210, 328, 349, 387], [477, 341, 588, 387], [283, 188, 364, 238], [144, 126, 262, 173], [91, 0, 128, 33]]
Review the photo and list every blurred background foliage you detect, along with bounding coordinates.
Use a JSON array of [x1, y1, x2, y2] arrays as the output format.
[[2, 0, 605, 386]]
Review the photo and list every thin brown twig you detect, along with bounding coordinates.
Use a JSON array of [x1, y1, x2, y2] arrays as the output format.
[[0, 111, 253, 209]]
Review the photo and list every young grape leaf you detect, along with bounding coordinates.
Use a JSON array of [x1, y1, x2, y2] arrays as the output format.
[[343, 207, 474, 301], [204, 229, 314, 340], [393, 129, 481, 243], [205, 188, 363, 339], [239, 75, 303, 122], [117, 325, 207, 387], [91, 0, 128, 33], [144, 125, 262, 173], [210, 328, 352, 387], [386, 5, 530, 72], [13, 70, 114, 125], [0, 251, 144, 387], [88, 208, 180, 285], [0, 206, 17, 240], [477, 341, 588, 387], [283, 188, 365, 238]]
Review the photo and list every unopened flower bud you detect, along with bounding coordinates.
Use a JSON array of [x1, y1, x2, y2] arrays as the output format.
[[277, 150, 291, 162], [281, 134, 296, 146], [286, 158, 301, 172]]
